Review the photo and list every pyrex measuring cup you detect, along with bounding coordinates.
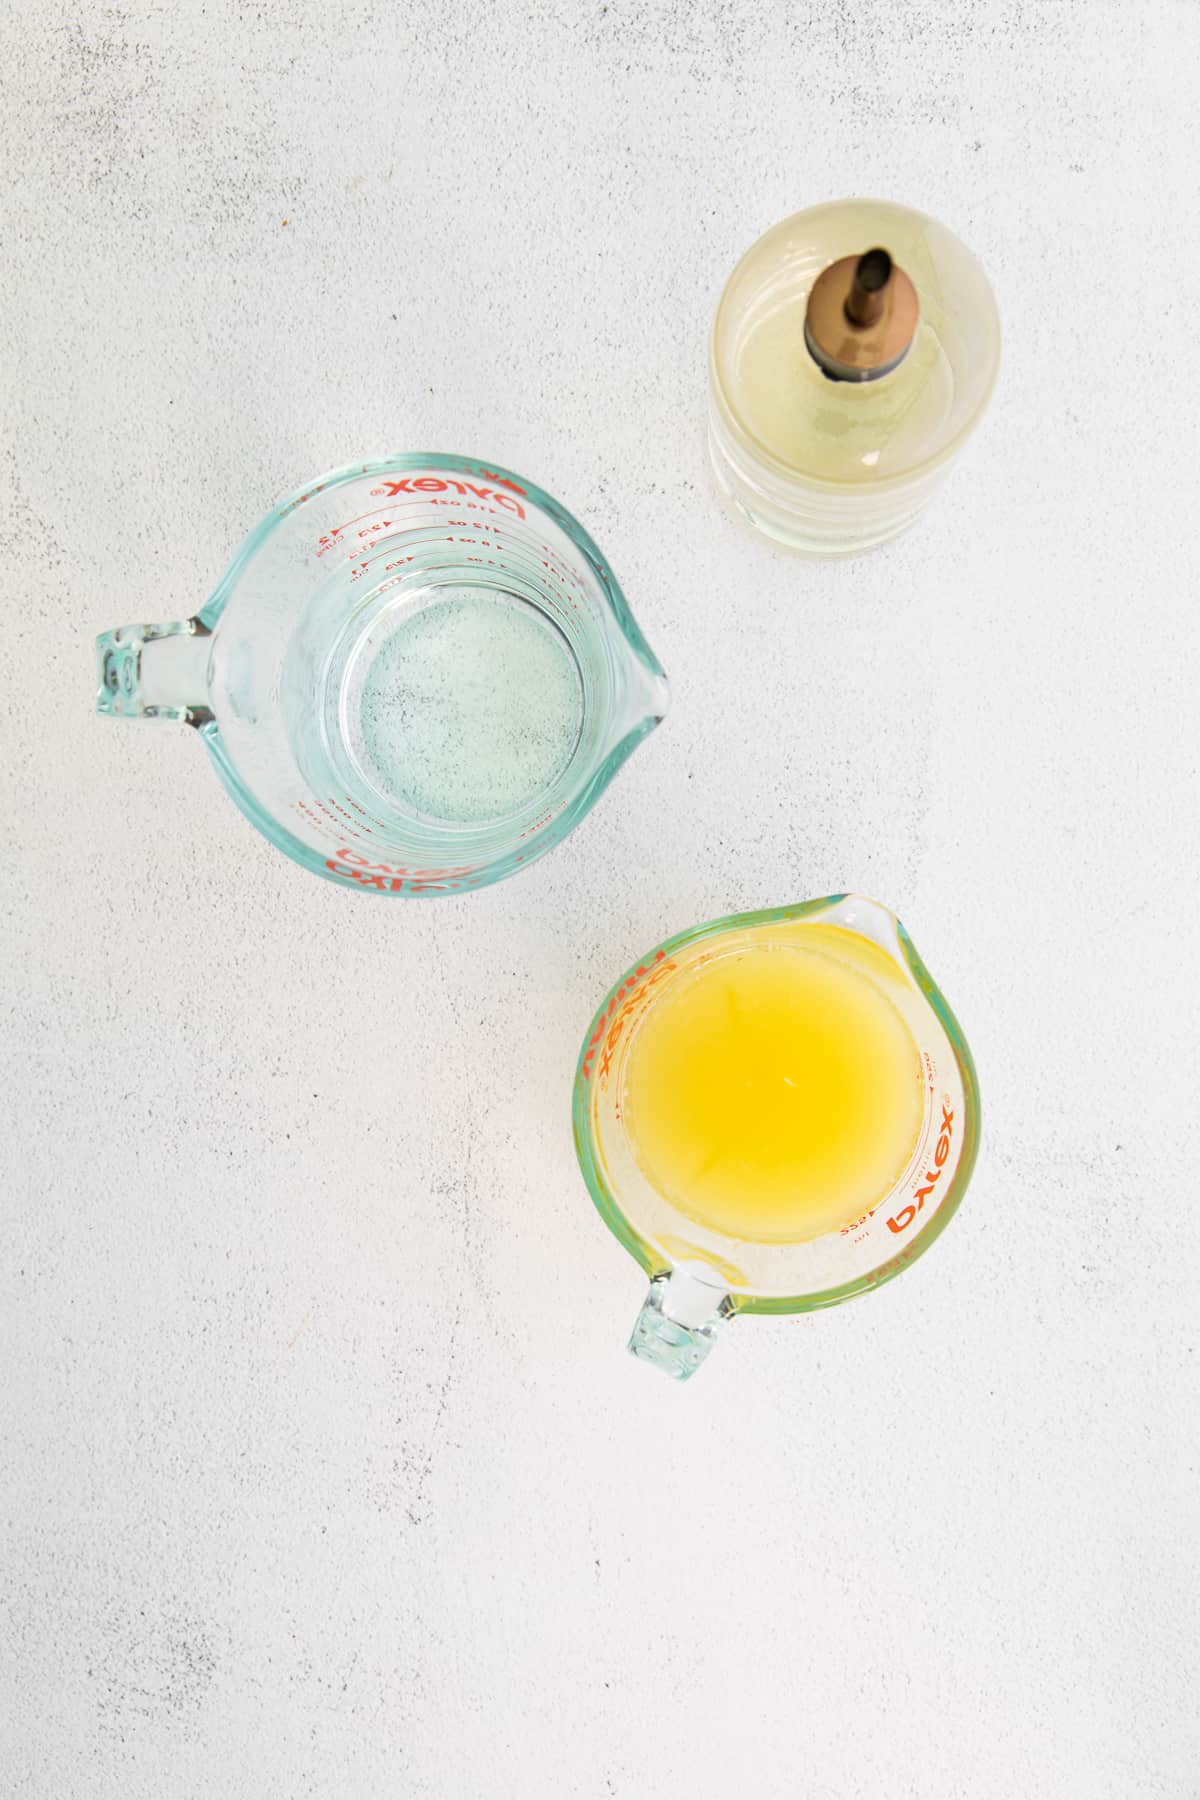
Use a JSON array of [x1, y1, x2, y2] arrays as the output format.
[[573, 895, 979, 1380], [96, 455, 668, 894]]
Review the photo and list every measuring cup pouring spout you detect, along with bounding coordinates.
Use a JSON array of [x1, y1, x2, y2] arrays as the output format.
[[607, 659, 670, 765], [816, 894, 907, 962], [95, 455, 668, 895]]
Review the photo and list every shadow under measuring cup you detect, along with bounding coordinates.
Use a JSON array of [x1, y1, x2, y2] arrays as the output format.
[[96, 454, 668, 895]]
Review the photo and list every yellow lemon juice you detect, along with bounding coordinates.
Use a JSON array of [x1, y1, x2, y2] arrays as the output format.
[[621, 926, 924, 1243]]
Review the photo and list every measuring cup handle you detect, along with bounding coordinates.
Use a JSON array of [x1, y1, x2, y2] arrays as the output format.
[[95, 617, 214, 725], [628, 1272, 732, 1381]]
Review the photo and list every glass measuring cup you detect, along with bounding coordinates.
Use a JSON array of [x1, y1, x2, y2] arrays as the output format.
[[573, 895, 980, 1380], [96, 455, 668, 894]]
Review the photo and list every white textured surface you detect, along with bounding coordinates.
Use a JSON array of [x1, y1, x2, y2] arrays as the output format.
[[2, 4, 1198, 1796]]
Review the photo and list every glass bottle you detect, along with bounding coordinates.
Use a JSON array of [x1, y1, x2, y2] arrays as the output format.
[[708, 199, 1000, 557]]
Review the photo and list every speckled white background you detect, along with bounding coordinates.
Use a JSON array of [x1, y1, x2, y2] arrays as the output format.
[[2, 3, 1198, 1796]]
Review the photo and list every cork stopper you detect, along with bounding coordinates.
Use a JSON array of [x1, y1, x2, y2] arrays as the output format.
[[804, 247, 919, 382]]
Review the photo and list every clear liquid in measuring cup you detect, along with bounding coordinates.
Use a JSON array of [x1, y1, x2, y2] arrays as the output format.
[[342, 585, 583, 824], [283, 556, 592, 840]]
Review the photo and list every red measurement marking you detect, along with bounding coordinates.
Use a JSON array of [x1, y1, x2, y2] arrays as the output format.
[[343, 797, 387, 828], [313, 504, 417, 556], [292, 800, 370, 846], [866, 1245, 917, 1285], [581, 951, 674, 1085]]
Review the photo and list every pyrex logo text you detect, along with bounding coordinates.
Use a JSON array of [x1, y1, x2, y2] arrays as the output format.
[[371, 474, 526, 519], [324, 849, 482, 894], [886, 1102, 954, 1235]]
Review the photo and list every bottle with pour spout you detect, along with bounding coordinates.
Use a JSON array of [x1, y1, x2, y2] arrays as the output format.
[[708, 198, 1001, 557]]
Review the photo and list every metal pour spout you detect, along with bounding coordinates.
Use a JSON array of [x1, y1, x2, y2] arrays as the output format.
[[804, 246, 920, 383]]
